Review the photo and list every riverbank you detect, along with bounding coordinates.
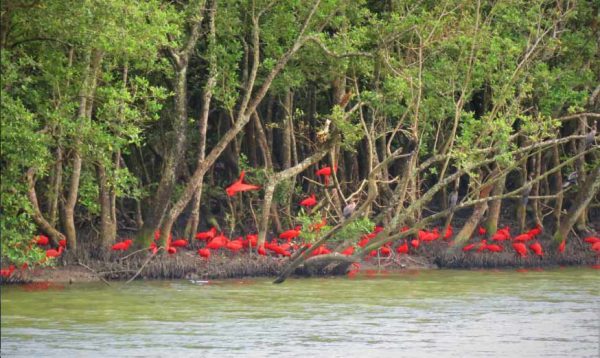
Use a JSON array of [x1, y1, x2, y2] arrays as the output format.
[[2, 236, 597, 285]]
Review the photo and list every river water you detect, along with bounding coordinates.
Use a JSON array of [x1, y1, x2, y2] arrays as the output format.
[[1, 268, 599, 357]]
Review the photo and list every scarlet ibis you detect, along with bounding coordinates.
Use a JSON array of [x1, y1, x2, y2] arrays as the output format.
[[227, 240, 244, 252], [46, 246, 64, 258], [558, 240, 566, 253], [374, 226, 384, 234], [0, 265, 15, 278], [257, 245, 267, 256], [462, 243, 475, 252], [526, 225, 542, 238], [379, 246, 391, 256], [485, 244, 503, 252], [246, 234, 258, 247], [478, 226, 487, 236], [347, 262, 361, 277], [300, 194, 317, 208], [584, 236, 600, 244], [206, 234, 228, 250], [315, 165, 337, 185], [310, 218, 327, 232], [410, 239, 420, 249], [491, 231, 510, 241], [59, 239, 67, 247], [198, 248, 211, 259], [36, 235, 49, 246], [357, 236, 371, 248], [476, 240, 488, 253], [529, 241, 543, 256], [171, 239, 188, 248], [167, 246, 177, 254], [311, 245, 331, 256], [591, 241, 600, 253], [225, 170, 261, 196], [513, 233, 532, 242], [195, 227, 217, 240], [396, 241, 409, 254], [512, 242, 528, 257], [279, 226, 301, 242], [343, 201, 357, 219], [443, 226, 453, 240], [111, 239, 133, 251], [149, 241, 159, 254], [341, 246, 355, 256]]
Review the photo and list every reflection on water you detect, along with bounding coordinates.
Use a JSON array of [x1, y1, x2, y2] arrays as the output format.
[[1, 268, 599, 357]]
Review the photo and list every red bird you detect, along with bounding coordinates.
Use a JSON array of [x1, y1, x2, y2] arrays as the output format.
[[513, 233, 532, 242], [167, 246, 177, 254], [300, 194, 317, 208], [478, 226, 487, 236], [485, 244, 503, 252], [59, 239, 67, 247], [380, 246, 391, 256], [357, 236, 371, 248], [35, 235, 49, 246], [558, 240, 566, 253], [315, 165, 337, 185], [46, 246, 64, 258], [171, 239, 188, 248], [225, 170, 261, 196], [373, 226, 384, 234], [226, 240, 244, 252], [462, 243, 475, 252], [526, 224, 542, 238], [592, 241, 600, 253], [529, 241, 543, 256], [396, 241, 409, 254], [245, 234, 258, 247], [584, 236, 600, 244], [476, 240, 488, 253], [341, 246, 355, 256], [111, 239, 133, 251], [512, 242, 528, 257], [257, 245, 267, 256], [279, 226, 301, 242], [149, 241, 159, 255], [206, 234, 228, 250], [410, 239, 420, 249], [311, 245, 331, 256], [0, 265, 15, 278], [198, 248, 211, 259], [443, 226, 453, 240], [310, 218, 327, 232], [492, 227, 511, 241], [195, 227, 217, 240]]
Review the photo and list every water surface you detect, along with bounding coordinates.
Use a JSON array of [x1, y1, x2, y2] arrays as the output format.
[[2, 268, 599, 357]]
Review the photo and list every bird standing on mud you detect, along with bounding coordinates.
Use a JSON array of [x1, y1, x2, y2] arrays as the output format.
[[343, 200, 357, 219]]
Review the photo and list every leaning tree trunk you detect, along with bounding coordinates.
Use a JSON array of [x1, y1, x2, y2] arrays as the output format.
[[453, 174, 494, 245], [553, 164, 600, 244]]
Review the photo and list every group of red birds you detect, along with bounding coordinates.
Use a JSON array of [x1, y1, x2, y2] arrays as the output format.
[[5, 164, 600, 278]]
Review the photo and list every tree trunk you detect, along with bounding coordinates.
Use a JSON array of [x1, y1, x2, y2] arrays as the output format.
[[63, 49, 103, 251], [484, 173, 506, 235], [96, 163, 116, 247], [26, 169, 66, 246]]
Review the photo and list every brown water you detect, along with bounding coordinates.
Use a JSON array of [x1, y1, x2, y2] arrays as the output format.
[[1, 268, 599, 357]]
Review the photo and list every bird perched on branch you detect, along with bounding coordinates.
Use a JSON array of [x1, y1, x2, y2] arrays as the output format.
[[343, 200, 357, 219], [562, 171, 578, 189], [448, 189, 458, 210]]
